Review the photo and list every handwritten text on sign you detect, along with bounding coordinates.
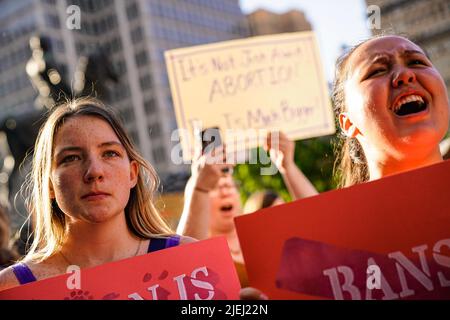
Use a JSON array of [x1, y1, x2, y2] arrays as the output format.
[[165, 32, 335, 159]]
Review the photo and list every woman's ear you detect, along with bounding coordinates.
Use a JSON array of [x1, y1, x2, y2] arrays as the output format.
[[339, 112, 361, 138], [49, 180, 55, 199], [129, 160, 138, 188]]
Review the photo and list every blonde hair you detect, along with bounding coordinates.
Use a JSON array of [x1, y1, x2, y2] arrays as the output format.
[[332, 39, 370, 188], [23, 97, 172, 263]]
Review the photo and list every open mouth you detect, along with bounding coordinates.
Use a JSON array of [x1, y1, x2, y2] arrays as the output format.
[[220, 204, 234, 212], [392, 94, 428, 117]]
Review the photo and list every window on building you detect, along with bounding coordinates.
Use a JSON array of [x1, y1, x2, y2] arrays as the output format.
[[144, 98, 156, 114], [113, 83, 130, 101], [149, 123, 161, 138], [152, 146, 166, 164], [120, 107, 135, 123], [111, 37, 123, 52], [97, 19, 106, 34], [139, 74, 152, 90], [135, 50, 148, 66], [126, 2, 140, 20], [131, 26, 143, 43], [129, 129, 139, 145], [115, 60, 127, 74], [106, 15, 118, 29], [45, 14, 60, 29], [55, 39, 65, 53]]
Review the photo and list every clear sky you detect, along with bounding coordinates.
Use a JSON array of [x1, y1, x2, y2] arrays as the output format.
[[239, 0, 371, 83]]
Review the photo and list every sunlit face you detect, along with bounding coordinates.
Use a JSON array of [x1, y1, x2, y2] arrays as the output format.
[[341, 36, 449, 162], [209, 175, 242, 234], [50, 115, 138, 224]]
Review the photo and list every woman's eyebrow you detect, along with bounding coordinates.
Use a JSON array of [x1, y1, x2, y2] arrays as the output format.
[[55, 146, 82, 157], [366, 48, 425, 65], [55, 141, 124, 157], [369, 54, 390, 65], [98, 141, 124, 148], [402, 49, 426, 57]]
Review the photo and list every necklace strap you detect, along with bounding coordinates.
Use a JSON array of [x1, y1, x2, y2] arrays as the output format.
[[59, 250, 73, 266], [134, 239, 142, 256]]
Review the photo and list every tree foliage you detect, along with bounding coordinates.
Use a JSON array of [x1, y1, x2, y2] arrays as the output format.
[[234, 134, 338, 205]]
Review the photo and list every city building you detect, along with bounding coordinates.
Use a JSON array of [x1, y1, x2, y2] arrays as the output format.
[[246, 9, 312, 36], [366, 0, 450, 93], [0, 0, 248, 231]]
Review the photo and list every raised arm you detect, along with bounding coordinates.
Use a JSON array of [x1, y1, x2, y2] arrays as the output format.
[[176, 148, 231, 239], [266, 131, 318, 200]]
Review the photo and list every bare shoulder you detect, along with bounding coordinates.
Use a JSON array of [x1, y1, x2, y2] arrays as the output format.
[[179, 235, 197, 245], [0, 257, 64, 291], [0, 266, 20, 291]]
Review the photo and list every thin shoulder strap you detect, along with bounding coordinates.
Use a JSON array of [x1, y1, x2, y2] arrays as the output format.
[[165, 235, 181, 249], [11, 262, 37, 285], [147, 235, 181, 253]]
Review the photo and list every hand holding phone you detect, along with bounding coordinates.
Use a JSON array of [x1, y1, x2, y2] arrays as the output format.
[[201, 126, 222, 155]]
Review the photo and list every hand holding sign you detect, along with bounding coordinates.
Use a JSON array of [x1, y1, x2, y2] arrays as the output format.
[[265, 131, 295, 174]]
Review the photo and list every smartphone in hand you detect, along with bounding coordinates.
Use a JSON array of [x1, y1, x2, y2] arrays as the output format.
[[201, 126, 222, 154]]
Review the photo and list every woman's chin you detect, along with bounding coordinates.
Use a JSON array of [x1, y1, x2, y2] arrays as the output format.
[[80, 211, 121, 224]]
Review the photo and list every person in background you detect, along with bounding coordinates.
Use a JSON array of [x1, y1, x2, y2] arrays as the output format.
[[0, 207, 19, 270], [243, 189, 284, 214], [176, 145, 248, 284], [178, 131, 318, 287]]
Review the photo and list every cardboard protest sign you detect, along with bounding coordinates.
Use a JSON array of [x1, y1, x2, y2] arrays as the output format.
[[0, 237, 240, 300], [165, 31, 335, 160], [235, 160, 450, 300]]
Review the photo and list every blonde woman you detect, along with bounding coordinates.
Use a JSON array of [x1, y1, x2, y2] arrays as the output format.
[[0, 97, 194, 291]]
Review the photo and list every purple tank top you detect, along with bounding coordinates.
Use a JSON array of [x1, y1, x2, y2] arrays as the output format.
[[147, 235, 181, 252], [11, 262, 37, 285], [11, 235, 181, 285]]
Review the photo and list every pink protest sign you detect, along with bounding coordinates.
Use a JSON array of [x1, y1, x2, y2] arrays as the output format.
[[0, 237, 240, 300]]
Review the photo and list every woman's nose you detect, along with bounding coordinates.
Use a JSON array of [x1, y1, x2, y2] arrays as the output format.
[[392, 66, 416, 88], [83, 157, 104, 182]]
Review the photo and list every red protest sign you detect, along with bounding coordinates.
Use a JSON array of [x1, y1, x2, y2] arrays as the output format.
[[0, 237, 240, 300], [235, 160, 450, 300]]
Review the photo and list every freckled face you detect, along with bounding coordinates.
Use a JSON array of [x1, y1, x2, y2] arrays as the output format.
[[50, 115, 138, 224], [343, 36, 449, 160]]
